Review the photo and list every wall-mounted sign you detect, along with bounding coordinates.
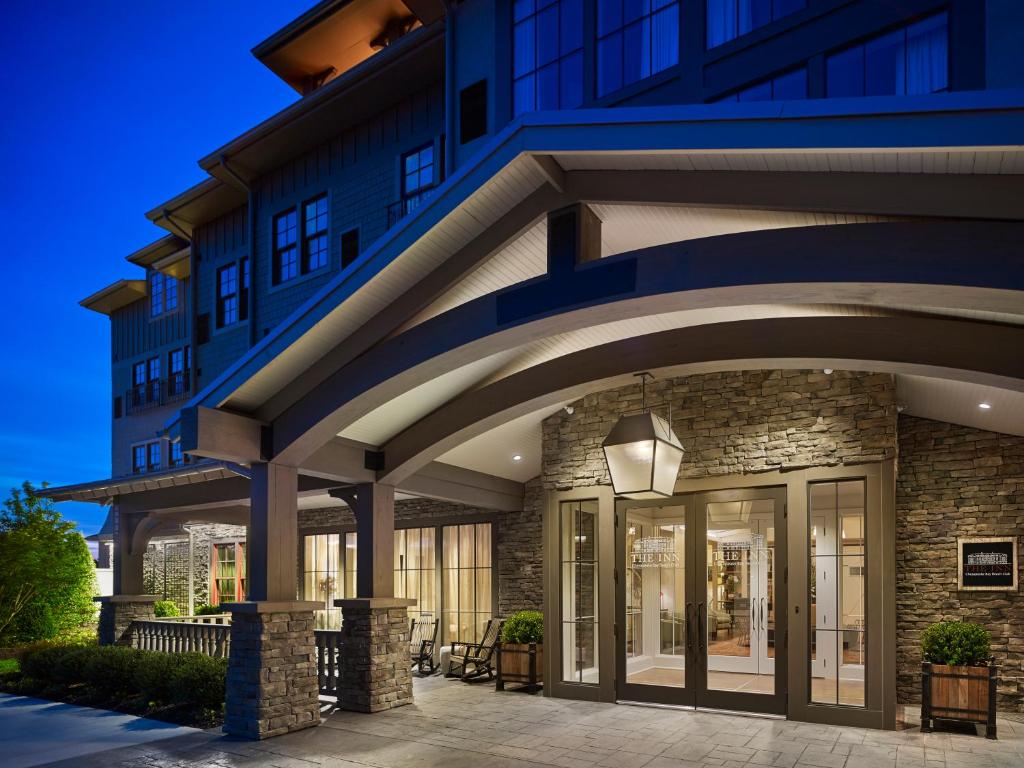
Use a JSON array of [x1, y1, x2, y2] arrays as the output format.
[[958, 537, 1018, 591], [631, 536, 679, 568]]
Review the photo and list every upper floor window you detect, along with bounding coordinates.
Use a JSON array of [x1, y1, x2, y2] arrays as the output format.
[[402, 145, 435, 200], [146, 356, 160, 402], [597, 0, 679, 98], [707, 0, 806, 49], [303, 195, 329, 273], [149, 271, 179, 318], [274, 198, 329, 285], [512, 0, 584, 116], [714, 66, 807, 102], [170, 440, 190, 468], [168, 345, 191, 397], [273, 208, 299, 284], [133, 440, 161, 474], [826, 12, 948, 98], [216, 258, 249, 328], [132, 444, 146, 475]]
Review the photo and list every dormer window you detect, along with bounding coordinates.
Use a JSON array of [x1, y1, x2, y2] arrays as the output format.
[[150, 271, 178, 318]]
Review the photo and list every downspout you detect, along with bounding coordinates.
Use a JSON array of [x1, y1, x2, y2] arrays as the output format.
[[162, 208, 198, 395], [442, 0, 456, 179], [219, 154, 258, 348]]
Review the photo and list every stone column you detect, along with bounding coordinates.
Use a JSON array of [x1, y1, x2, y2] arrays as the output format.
[[335, 598, 416, 713], [95, 594, 159, 645], [223, 601, 322, 740]]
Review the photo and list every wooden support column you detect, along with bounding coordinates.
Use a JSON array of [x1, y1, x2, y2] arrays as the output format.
[[112, 505, 145, 595], [97, 504, 159, 645], [342, 483, 396, 598], [247, 462, 299, 602]]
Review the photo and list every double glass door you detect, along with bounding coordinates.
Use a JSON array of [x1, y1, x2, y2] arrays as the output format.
[[616, 487, 787, 715]]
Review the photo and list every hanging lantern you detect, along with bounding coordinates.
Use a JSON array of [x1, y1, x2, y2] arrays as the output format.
[[602, 373, 684, 499]]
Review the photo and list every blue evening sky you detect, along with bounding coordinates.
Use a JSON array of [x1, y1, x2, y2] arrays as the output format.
[[0, 1, 316, 535]]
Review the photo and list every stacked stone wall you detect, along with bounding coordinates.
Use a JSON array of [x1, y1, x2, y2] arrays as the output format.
[[542, 369, 897, 489], [895, 415, 1024, 711]]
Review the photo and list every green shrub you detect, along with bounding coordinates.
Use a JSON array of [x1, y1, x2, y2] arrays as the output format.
[[82, 646, 142, 698], [52, 646, 101, 685], [502, 610, 544, 644], [0, 658, 18, 675], [153, 600, 180, 618], [132, 651, 178, 703], [21, 644, 71, 683], [169, 653, 227, 710], [193, 604, 223, 616], [921, 621, 991, 666]]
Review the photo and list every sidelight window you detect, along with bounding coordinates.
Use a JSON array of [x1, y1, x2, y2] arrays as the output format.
[[597, 0, 679, 97], [809, 480, 866, 707], [560, 499, 599, 683]]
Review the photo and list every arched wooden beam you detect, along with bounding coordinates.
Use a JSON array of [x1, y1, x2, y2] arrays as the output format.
[[269, 220, 1024, 467], [378, 315, 1024, 484]]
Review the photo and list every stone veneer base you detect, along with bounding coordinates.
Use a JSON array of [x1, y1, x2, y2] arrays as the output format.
[[335, 598, 415, 713], [224, 602, 322, 740]]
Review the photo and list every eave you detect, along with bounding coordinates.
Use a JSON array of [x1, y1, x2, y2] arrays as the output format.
[[80, 279, 148, 316], [40, 462, 241, 503], [145, 177, 247, 237], [126, 234, 191, 279]]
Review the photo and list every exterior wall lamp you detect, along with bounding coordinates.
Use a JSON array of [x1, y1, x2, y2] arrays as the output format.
[[602, 372, 684, 499]]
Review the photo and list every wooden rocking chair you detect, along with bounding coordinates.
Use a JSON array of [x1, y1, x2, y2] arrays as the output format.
[[410, 617, 439, 674], [446, 618, 505, 682]]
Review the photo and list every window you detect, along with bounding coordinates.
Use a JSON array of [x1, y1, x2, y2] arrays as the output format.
[[395, 527, 437, 627], [560, 499, 599, 683], [147, 441, 161, 472], [211, 542, 246, 605], [827, 13, 948, 98], [303, 195, 329, 273], [168, 346, 190, 397], [170, 441, 190, 468], [146, 356, 160, 402], [216, 259, 248, 328], [512, 0, 584, 116], [304, 533, 343, 629], [131, 361, 146, 406], [402, 145, 435, 200], [273, 208, 299, 284], [442, 523, 492, 645], [707, 0, 806, 49], [459, 79, 488, 144], [810, 481, 866, 707], [132, 444, 147, 475], [340, 228, 360, 269], [149, 271, 179, 317], [597, 0, 679, 98], [715, 67, 807, 102]]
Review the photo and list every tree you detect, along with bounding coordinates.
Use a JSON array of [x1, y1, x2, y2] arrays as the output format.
[[0, 482, 97, 644]]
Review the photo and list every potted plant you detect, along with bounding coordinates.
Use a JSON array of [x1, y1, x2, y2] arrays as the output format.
[[496, 610, 543, 693], [920, 620, 997, 739]]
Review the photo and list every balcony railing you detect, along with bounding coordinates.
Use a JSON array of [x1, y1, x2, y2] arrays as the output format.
[[386, 185, 438, 228], [315, 629, 345, 696], [125, 371, 191, 415], [128, 614, 231, 658]]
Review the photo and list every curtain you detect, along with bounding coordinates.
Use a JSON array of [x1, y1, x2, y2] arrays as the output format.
[[707, 0, 735, 48], [904, 13, 948, 94]]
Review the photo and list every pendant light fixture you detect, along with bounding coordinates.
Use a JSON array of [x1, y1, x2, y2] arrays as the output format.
[[602, 372, 684, 499]]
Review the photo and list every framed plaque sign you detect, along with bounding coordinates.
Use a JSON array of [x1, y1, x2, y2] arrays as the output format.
[[957, 537, 1018, 591]]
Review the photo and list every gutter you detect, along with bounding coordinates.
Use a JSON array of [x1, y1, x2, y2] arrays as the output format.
[[442, 0, 455, 178], [219, 155, 258, 349]]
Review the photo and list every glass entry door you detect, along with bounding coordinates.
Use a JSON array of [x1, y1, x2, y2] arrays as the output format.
[[616, 487, 787, 715]]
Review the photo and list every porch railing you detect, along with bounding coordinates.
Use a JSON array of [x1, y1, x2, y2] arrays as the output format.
[[129, 616, 231, 658], [315, 629, 345, 696]]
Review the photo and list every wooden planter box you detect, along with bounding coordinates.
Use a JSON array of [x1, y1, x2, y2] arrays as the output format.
[[921, 662, 997, 739], [496, 642, 543, 693]]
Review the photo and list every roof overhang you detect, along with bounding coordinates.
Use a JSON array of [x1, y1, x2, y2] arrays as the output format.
[[126, 234, 191, 279], [201, 21, 443, 184], [167, 90, 1024, 431], [145, 177, 247, 237], [40, 462, 243, 503], [252, 0, 443, 94], [80, 279, 148, 316]]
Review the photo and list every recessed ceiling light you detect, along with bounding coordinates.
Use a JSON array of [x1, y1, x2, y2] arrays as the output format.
[[823, 368, 834, 375], [512, 454, 523, 462], [979, 403, 992, 410]]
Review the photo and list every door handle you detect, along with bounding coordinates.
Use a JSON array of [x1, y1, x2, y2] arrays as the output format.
[[761, 597, 766, 633], [685, 602, 694, 655], [697, 602, 706, 659]]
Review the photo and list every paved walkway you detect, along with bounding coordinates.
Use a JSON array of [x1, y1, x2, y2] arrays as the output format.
[[30, 677, 1024, 768], [0, 693, 198, 768]]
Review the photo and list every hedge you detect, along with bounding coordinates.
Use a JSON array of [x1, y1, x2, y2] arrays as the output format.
[[19, 644, 226, 711]]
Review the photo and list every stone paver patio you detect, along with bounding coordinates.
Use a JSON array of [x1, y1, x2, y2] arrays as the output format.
[[35, 676, 1024, 768]]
